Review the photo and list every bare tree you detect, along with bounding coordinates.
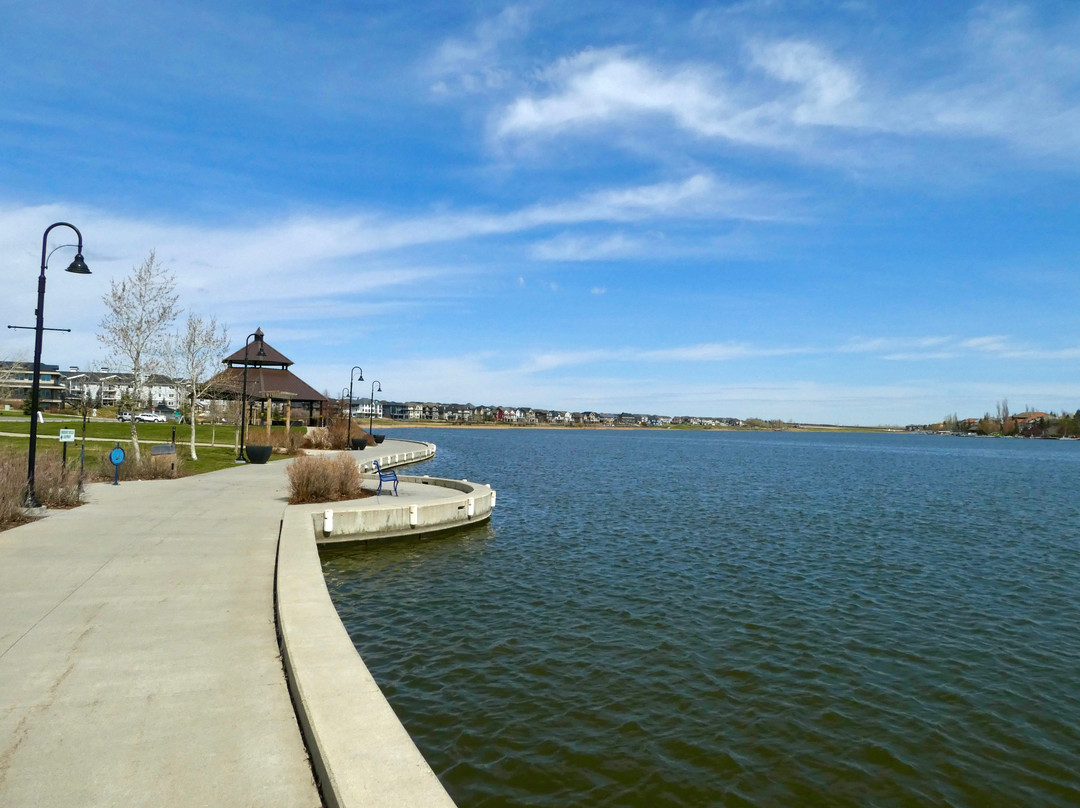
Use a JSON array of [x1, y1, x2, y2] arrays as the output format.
[[97, 250, 179, 462], [170, 313, 229, 460]]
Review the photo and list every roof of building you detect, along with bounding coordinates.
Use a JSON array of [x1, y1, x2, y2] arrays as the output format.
[[206, 366, 328, 403], [221, 336, 293, 369]]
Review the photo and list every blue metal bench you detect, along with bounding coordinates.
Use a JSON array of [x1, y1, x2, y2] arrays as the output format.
[[373, 460, 398, 496]]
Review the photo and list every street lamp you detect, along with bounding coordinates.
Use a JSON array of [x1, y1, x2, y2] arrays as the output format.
[[347, 365, 363, 448], [26, 223, 90, 507], [369, 380, 381, 436], [236, 328, 265, 462]]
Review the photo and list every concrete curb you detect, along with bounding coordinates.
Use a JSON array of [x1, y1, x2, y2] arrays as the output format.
[[276, 439, 496, 808], [313, 475, 495, 545], [276, 504, 457, 808]]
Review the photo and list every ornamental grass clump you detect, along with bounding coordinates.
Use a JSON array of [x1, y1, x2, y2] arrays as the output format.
[[0, 451, 28, 529], [300, 420, 373, 451], [0, 450, 84, 531], [87, 452, 185, 482], [287, 453, 369, 504], [32, 454, 84, 507]]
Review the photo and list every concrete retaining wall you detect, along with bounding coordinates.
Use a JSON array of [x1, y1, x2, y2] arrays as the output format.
[[315, 476, 495, 545], [276, 508, 458, 808]]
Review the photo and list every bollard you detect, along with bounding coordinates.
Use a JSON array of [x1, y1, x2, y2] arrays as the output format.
[[409, 503, 418, 527], [491, 490, 497, 508], [323, 509, 334, 535], [467, 497, 475, 518]]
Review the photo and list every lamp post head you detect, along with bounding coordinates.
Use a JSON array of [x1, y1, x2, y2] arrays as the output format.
[[64, 253, 91, 274]]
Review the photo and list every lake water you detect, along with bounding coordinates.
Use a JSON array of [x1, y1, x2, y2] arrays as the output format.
[[321, 429, 1080, 807]]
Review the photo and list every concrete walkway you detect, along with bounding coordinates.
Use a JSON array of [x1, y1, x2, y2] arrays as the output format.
[[0, 439, 450, 808]]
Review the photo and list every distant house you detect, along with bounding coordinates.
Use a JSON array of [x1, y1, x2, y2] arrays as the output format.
[[352, 397, 383, 419], [0, 361, 65, 412], [64, 370, 183, 411]]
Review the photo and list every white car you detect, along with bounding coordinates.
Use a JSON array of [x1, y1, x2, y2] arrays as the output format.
[[136, 412, 167, 423]]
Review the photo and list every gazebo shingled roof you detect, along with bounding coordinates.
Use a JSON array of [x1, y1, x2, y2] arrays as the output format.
[[221, 340, 294, 369], [206, 331, 329, 417]]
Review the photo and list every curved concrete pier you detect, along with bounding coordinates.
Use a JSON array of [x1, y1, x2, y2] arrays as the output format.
[[0, 437, 482, 807]]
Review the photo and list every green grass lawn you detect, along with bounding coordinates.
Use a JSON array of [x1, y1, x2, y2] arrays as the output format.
[[0, 420, 294, 477]]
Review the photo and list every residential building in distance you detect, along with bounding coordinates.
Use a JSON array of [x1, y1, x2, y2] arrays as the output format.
[[62, 368, 183, 412], [351, 397, 383, 420], [0, 361, 65, 412]]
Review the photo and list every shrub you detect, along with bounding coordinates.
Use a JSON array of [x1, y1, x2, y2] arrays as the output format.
[[33, 453, 84, 507], [299, 419, 369, 451], [300, 426, 332, 450], [86, 451, 185, 482], [287, 453, 370, 504], [268, 427, 303, 454], [0, 451, 29, 528], [0, 450, 85, 530]]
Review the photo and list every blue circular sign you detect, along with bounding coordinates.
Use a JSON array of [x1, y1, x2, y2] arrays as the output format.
[[109, 446, 126, 466]]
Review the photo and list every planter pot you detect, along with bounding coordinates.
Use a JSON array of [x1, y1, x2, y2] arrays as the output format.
[[373, 434, 386, 444], [351, 437, 367, 450], [245, 445, 273, 464]]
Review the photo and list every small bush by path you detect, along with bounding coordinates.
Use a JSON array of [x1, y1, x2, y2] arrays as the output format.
[[0, 450, 84, 530], [300, 419, 374, 451], [287, 453, 373, 504], [85, 452, 186, 483]]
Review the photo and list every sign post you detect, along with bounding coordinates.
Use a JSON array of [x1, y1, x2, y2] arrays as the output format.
[[59, 428, 75, 468], [109, 443, 126, 486]]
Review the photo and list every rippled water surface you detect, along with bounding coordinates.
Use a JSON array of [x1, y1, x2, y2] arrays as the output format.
[[321, 429, 1080, 806]]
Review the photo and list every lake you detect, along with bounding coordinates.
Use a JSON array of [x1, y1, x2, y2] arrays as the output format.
[[321, 428, 1080, 807]]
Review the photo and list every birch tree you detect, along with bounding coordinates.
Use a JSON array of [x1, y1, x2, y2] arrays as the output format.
[[98, 251, 179, 462], [170, 313, 229, 460]]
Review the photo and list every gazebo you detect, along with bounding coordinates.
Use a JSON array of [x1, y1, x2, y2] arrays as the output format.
[[207, 331, 329, 427]]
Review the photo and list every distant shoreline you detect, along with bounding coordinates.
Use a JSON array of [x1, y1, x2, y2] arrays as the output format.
[[374, 422, 902, 433]]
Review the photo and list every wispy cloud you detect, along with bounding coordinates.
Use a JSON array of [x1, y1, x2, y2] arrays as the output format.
[[531, 232, 646, 261], [427, 5, 530, 95], [514, 334, 1080, 374], [493, 6, 1080, 165]]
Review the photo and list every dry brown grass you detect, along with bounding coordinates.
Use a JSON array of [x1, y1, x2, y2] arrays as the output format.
[[299, 419, 374, 451], [85, 452, 185, 482], [0, 450, 85, 530], [0, 452, 30, 528], [286, 453, 372, 504]]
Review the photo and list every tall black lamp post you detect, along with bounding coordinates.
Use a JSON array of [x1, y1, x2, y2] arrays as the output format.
[[26, 223, 90, 507], [347, 365, 363, 447], [369, 380, 381, 436], [236, 328, 265, 462]]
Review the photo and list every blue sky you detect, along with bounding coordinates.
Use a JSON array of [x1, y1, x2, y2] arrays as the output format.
[[2, 1, 1079, 425]]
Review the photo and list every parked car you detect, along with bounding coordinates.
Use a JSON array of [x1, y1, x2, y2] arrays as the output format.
[[136, 412, 166, 422], [117, 412, 133, 421]]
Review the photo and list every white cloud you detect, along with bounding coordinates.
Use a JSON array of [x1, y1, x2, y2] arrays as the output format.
[[427, 5, 530, 94], [749, 39, 863, 127], [531, 232, 645, 261], [495, 48, 774, 144], [493, 7, 1080, 165]]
